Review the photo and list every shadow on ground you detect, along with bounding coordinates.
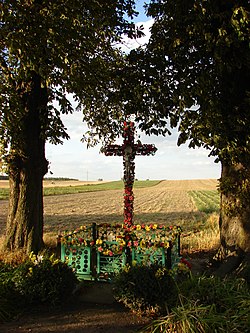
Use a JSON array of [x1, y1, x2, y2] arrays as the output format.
[[43, 211, 206, 235]]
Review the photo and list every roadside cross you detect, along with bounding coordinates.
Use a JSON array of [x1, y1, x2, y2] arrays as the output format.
[[102, 121, 157, 229]]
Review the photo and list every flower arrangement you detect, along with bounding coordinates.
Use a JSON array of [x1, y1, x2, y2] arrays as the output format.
[[60, 223, 181, 256], [60, 225, 95, 247]]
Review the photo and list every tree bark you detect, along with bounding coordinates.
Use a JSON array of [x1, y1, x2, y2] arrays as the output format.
[[218, 161, 250, 260], [4, 72, 48, 254]]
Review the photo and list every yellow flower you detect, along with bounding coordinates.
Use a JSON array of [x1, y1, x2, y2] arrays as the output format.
[[96, 239, 103, 245], [153, 224, 158, 229], [123, 264, 131, 272], [119, 239, 126, 247], [164, 241, 170, 248], [136, 224, 141, 230], [140, 240, 146, 248], [145, 225, 150, 231]]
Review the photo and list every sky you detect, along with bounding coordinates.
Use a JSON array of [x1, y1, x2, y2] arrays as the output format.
[[45, 1, 221, 182]]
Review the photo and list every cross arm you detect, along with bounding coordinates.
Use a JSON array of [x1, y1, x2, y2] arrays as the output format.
[[101, 144, 123, 156], [134, 144, 157, 156]]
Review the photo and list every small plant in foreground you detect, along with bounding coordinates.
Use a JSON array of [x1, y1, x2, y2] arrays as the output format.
[[113, 264, 178, 316]]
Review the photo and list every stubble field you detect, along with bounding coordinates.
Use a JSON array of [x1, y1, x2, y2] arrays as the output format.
[[0, 179, 220, 252]]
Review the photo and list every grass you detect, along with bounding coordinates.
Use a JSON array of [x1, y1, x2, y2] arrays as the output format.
[[0, 180, 161, 200], [0, 188, 9, 200], [188, 190, 220, 214], [181, 214, 220, 254], [140, 276, 250, 333]]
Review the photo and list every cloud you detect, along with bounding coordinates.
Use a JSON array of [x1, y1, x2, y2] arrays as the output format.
[[118, 19, 154, 52]]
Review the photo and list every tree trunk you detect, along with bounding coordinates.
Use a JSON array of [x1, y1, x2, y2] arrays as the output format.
[[4, 72, 48, 254], [214, 161, 250, 274]]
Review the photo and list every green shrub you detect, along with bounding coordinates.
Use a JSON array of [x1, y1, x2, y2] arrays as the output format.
[[113, 264, 178, 316], [0, 262, 23, 322], [140, 275, 250, 333], [0, 254, 78, 321], [12, 253, 78, 305]]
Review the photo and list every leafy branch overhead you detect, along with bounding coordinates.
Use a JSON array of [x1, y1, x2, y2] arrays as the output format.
[[0, 0, 142, 150]]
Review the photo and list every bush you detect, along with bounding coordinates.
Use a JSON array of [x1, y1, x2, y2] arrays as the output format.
[[0, 253, 78, 322], [0, 262, 23, 322], [140, 275, 250, 333], [113, 264, 178, 316], [12, 253, 78, 305]]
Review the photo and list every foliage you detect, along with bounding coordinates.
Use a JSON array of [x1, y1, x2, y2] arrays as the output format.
[[144, 0, 250, 162], [0, 0, 141, 151], [0, 252, 78, 322], [143, 1, 250, 249], [12, 252, 78, 305], [113, 264, 178, 316], [0, 262, 24, 322], [141, 275, 250, 333], [0, 0, 142, 253]]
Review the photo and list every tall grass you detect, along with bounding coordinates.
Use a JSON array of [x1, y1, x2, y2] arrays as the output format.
[[181, 214, 220, 254], [140, 275, 250, 333]]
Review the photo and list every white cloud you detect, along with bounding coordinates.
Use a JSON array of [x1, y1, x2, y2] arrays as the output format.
[[118, 19, 154, 52]]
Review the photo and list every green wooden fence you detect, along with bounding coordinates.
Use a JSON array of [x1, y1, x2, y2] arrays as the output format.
[[58, 223, 181, 281]]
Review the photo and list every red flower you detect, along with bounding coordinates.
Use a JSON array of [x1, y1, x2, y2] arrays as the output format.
[[181, 258, 192, 269]]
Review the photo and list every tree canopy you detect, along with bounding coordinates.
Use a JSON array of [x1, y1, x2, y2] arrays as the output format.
[[142, 0, 250, 256], [0, 0, 142, 152], [0, 0, 142, 253], [145, 0, 250, 163], [83, 0, 250, 256]]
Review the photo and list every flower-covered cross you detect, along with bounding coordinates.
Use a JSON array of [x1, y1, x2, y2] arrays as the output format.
[[102, 121, 157, 229]]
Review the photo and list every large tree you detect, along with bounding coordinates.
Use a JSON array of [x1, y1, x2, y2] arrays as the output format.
[[0, 0, 141, 253], [141, 0, 250, 263]]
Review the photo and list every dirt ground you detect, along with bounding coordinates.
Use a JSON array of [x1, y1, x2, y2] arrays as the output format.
[[0, 300, 150, 333]]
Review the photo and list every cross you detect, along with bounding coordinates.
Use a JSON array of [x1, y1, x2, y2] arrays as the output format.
[[102, 121, 157, 229]]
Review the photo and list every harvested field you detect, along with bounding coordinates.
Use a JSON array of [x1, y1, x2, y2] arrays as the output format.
[[0, 179, 218, 237]]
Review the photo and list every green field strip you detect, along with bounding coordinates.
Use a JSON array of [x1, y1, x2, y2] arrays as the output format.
[[188, 190, 220, 213], [0, 180, 161, 200]]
